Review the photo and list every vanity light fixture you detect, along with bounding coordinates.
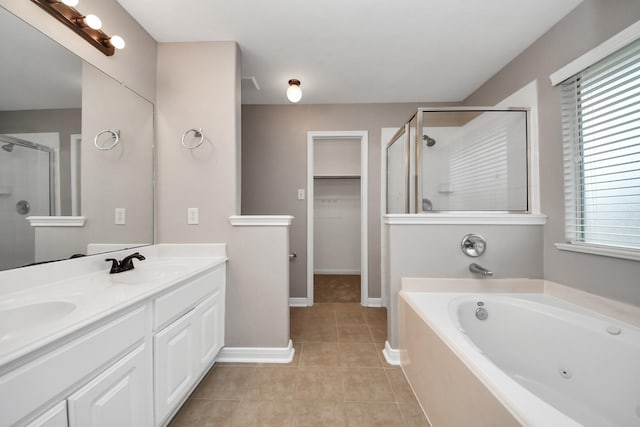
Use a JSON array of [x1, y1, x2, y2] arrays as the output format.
[[109, 35, 126, 50], [31, 0, 125, 56], [79, 13, 102, 30], [287, 79, 302, 103]]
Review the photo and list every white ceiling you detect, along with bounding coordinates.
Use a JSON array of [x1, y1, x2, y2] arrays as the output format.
[[117, 0, 582, 105]]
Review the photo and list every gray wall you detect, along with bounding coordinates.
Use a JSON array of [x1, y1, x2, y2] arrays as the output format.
[[155, 42, 290, 348], [242, 103, 455, 300], [0, 108, 81, 215], [464, 0, 640, 306]]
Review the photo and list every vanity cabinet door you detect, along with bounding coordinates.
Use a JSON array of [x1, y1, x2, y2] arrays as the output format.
[[67, 344, 150, 427], [154, 308, 197, 424], [25, 402, 68, 427], [195, 288, 224, 371]]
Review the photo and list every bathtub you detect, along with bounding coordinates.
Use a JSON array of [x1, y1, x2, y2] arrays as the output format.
[[398, 287, 640, 427]]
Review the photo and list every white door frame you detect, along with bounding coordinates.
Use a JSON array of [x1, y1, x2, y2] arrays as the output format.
[[307, 130, 368, 306]]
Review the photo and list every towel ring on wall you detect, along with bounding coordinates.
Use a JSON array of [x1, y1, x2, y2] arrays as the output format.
[[181, 128, 204, 149], [94, 129, 120, 150]]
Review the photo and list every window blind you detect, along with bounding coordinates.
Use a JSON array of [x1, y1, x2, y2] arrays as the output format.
[[561, 38, 640, 250]]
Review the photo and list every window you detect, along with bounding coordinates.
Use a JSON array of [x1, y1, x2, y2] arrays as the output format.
[[561, 39, 640, 251]]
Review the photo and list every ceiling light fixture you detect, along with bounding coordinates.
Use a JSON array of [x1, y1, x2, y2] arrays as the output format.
[[287, 79, 302, 103], [32, 0, 125, 56]]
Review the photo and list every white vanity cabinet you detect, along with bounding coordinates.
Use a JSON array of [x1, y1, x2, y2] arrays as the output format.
[[153, 264, 226, 425], [0, 252, 226, 427], [0, 306, 151, 427]]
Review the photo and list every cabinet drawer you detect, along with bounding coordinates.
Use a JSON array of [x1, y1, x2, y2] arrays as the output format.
[[0, 306, 146, 427], [153, 264, 224, 331]]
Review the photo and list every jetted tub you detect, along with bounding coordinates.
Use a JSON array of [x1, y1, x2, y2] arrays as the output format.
[[399, 286, 640, 427]]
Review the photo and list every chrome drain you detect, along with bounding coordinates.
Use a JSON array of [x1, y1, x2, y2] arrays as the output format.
[[475, 302, 488, 320]]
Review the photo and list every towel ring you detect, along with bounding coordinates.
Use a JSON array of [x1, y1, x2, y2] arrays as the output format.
[[94, 129, 120, 150], [181, 128, 204, 149]]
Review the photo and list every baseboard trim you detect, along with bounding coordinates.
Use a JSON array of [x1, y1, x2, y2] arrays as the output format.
[[366, 298, 383, 307], [289, 298, 309, 307], [383, 341, 400, 365], [217, 340, 295, 364], [313, 269, 361, 275]]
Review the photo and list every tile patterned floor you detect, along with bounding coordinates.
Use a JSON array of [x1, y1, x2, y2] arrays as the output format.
[[170, 303, 430, 427], [314, 275, 361, 303]]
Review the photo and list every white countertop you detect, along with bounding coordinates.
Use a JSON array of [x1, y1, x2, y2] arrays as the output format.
[[0, 244, 227, 368]]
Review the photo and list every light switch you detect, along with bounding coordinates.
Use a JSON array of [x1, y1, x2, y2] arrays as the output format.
[[115, 208, 126, 225], [187, 207, 199, 225], [297, 189, 305, 200]]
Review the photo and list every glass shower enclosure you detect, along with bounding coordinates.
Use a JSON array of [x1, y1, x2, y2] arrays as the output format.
[[0, 134, 54, 269], [386, 107, 529, 213]]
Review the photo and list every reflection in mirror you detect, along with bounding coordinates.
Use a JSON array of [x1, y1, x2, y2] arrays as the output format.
[[0, 7, 154, 271]]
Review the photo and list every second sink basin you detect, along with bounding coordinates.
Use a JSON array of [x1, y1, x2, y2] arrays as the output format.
[[0, 301, 77, 343]]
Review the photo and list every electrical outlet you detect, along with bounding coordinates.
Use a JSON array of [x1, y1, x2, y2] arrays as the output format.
[[297, 189, 305, 200], [115, 208, 126, 225], [187, 207, 199, 225]]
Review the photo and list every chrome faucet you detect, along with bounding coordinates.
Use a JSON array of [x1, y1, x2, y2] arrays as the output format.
[[469, 263, 493, 277], [106, 252, 146, 274]]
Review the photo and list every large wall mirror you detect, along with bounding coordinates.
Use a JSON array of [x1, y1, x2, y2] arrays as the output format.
[[0, 7, 154, 271]]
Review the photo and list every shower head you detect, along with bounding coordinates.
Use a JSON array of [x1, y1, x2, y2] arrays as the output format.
[[422, 135, 436, 147], [1, 143, 14, 152]]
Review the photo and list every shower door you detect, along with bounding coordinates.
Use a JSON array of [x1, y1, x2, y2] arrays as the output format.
[[0, 137, 52, 269]]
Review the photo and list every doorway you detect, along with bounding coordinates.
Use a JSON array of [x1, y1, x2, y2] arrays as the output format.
[[307, 131, 368, 306]]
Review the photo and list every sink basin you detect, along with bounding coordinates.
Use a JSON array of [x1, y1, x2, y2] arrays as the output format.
[[0, 301, 77, 342], [110, 260, 192, 285]]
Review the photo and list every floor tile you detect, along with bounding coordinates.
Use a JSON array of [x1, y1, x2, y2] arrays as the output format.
[[363, 307, 387, 322], [399, 402, 431, 427], [231, 400, 293, 427], [344, 402, 405, 427], [301, 322, 339, 342], [171, 302, 429, 426], [314, 274, 360, 303], [246, 367, 297, 400], [339, 342, 382, 368], [291, 400, 347, 427], [295, 367, 343, 401], [338, 324, 373, 343], [168, 399, 239, 427], [299, 342, 340, 367], [342, 368, 395, 402], [368, 325, 387, 342], [385, 368, 418, 403], [336, 311, 366, 325], [190, 366, 255, 400]]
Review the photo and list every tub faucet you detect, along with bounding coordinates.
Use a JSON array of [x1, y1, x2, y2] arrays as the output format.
[[469, 263, 493, 277], [106, 252, 146, 274]]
